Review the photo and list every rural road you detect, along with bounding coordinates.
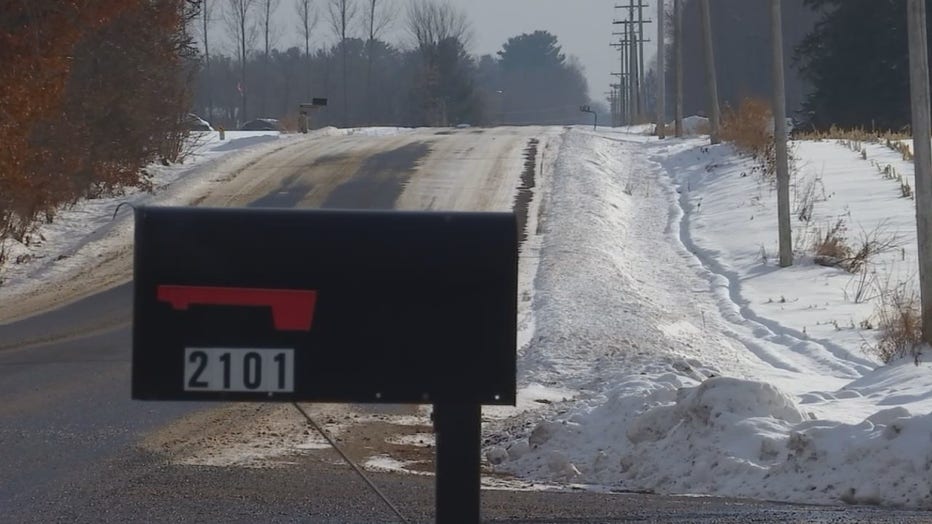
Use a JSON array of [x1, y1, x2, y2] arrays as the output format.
[[1, 127, 930, 522]]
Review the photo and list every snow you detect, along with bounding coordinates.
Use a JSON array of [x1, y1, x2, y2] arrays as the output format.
[[0, 131, 281, 295], [6, 123, 932, 508], [364, 455, 433, 476], [682, 115, 710, 135], [0, 127, 413, 307], [489, 127, 932, 509]]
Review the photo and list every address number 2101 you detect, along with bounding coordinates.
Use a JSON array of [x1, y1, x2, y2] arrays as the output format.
[[184, 347, 294, 393]]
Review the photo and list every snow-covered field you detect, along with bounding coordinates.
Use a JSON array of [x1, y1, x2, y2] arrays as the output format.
[[3, 124, 932, 509], [489, 128, 932, 509]]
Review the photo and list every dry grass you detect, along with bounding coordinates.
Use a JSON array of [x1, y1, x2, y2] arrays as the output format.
[[811, 219, 901, 274], [867, 279, 923, 364], [811, 219, 851, 267], [721, 98, 773, 157], [794, 125, 910, 142], [846, 223, 901, 273], [795, 174, 826, 223], [885, 139, 914, 161], [720, 98, 789, 182], [278, 112, 301, 133]]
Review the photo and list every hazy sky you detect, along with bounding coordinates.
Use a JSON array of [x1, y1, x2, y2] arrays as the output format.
[[210, 0, 661, 103], [430, 0, 661, 100]]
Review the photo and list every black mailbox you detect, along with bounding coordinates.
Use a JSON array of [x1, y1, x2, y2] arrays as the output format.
[[132, 207, 517, 405]]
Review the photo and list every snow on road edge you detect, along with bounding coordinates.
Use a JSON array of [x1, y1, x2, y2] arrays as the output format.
[[0, 127, 411, 321], [487, 128, 932, 509]]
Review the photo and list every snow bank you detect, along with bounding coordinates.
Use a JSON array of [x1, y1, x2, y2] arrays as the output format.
[[494, 370, 932, 507], [0, 131, 295, 297], [489, 128, 932, 509]]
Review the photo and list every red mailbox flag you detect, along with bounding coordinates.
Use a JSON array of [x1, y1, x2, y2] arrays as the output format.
[[157, 285, 317, 332]]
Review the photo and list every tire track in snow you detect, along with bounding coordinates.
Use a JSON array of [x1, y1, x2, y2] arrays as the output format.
[[649, 143, 875, 380]]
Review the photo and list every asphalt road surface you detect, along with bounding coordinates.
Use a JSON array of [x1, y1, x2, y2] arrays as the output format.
[[2, 128, 931, 523]]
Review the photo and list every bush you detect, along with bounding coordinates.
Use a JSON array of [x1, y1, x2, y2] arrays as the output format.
[[0, 1, 196, 274], [720, 98, 798, 183]]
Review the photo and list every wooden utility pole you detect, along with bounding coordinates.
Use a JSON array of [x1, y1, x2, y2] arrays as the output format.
[[623, 34, 629, 124], [610, 32, 628, 124], [771, 0, 792, 267], [202, 0, 212, 121], [613, 2, 650, 123], [637, 0, 646, 118], [674, 0, 683, 137], [698, 0, 721, 144], [630, 21, 639, 120], [607, 87, 619, 127], [623, 30, 630, 123], [657, 0, 666, 138], [611, 7, 628, 124], [625, 1, 640, 121], [907, 0, 932, 343]]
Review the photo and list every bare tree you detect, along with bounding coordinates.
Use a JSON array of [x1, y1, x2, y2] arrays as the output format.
[[405, 0, 471, 126], [363, 0, 394, 123], [261, 0, 281, 56], [258, 0, 280, 116], [405, 0, 471, 51], [197, 0, 215, 121], [296, 0, 319, 97], [328, 0, 358, 126], [225, 0, 258, 124]]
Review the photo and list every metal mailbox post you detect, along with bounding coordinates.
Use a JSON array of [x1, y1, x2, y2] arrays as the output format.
[[132, 207, 518, 522]]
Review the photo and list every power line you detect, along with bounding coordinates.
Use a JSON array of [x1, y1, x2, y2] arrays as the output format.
[[611, 1, 651, 125]]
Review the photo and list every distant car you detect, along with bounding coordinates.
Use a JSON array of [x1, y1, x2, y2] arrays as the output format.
[[185, 113, 213, 132], [240, 118, 281, 131], [456, 123, 472, 129]]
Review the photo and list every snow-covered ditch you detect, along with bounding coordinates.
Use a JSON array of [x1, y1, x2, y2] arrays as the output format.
[[488, 128, 932, 508]]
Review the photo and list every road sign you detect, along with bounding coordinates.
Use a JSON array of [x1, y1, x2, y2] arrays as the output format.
[[132, 207, 517, 405]]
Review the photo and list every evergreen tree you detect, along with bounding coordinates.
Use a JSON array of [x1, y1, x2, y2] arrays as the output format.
[[673, 0, 816, 120], [794, 0, 931, 131], [495, 31, 589, 125]]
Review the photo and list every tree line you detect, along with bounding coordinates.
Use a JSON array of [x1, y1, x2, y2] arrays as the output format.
[[0, 0, 594, 268], [656, 0, 932, 133], [0, 0, 197, 265], [667, 0, 817, 123], [794, 0, 932, 131], [193, 0, 593, 129]]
